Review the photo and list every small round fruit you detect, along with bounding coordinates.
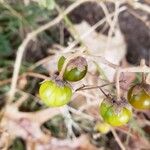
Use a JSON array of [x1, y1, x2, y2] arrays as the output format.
[[39, 80, 72, 107], [128, 83, 150, 110], [58, 56, 87, 82], [95, 122, 110, 134], [99, 101, 132, 126]]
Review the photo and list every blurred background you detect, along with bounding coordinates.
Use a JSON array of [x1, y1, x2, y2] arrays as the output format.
[[0, 0, 150, 150]]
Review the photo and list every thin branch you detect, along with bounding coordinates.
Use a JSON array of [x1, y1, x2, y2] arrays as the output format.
[[132, 1, 150, 14], [23, 72, 50, 80], [0, 72, 49, 86], [0, 1, 27, 24], [67, 106, 94, 121], [120, 66, 150, 73], [128, 9, 150, 29], [60, 106, 81, 138], [111, 128, 126, 150], [64, 6, 126, 53], [105, 1, 120, 51], [0, 78, 12, 87], [13, 94, 29, 108], [98, 2, 113, 27], [29, 55, 53, 70], [116, 68, 121, 100], [86, 54, 118, 69], [75, 81, 121, 91], [99, 87, 109, 98]]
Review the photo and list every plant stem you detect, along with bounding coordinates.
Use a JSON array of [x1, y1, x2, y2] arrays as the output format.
[[75, 80, 125, 91], [99, 87, 109, 98], [116, 68, 121, 100], [142, 72, 146, 84], [140, 59, 146, 84]]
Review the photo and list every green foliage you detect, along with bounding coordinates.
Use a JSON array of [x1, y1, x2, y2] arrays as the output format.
[[0, 1, 57, 57], [19, 97, 44, 112], [0, 34, 11, 56], [134, 73, 142, 84], [43, 115, 67, 138], [38, 0, 56, 10], [9, 137, 26, 150]]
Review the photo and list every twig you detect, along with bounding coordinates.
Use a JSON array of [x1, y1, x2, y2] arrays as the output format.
[[99, 1, 122, 51], [132, 1, 150, 14], [140, 59, 146, 83], [125, 127, 131, 146], [60, 106, 81, 138], [29, 55, 53, 70], [111, 128, 126, 150], [128, 9, 150, 29], [0, 129, 10, 150], [86, 54, 118, 69], [0, 78, 12, 87], [55, 3, 86, 48], [60, 23, 65, 45], [13, 94, 29, 108], [79, 101, 98, 111], [75, 81, 123, 91], [0, 72, 49, 86], [120, 66, 150, 73], [67, 106, 94, 121], [23, 72, 50, 80], [99, 87, 109, 98], [76, 91, 96, 99], [26, 140, 36, 150], [0, 1, 27, 24], [64, 6, 126, 53], [116, 68, 121, 100], [105, 1, 120, 51], [98, 2, 113, 27]]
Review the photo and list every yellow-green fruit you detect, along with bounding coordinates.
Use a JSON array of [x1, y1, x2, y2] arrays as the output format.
[[100, 101, 132, 126], [128, 84, 150, 110], [58, 56, 87, 82], [95, 122, 110, 134], [39, 80, 72, 107]]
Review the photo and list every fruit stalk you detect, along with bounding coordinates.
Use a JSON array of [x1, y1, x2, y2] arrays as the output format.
[[140, 59, 146, 84]]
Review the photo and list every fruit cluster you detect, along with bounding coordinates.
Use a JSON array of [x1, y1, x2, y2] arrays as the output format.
[[39, 55, 150, 127], [39, 56, 87, 107]]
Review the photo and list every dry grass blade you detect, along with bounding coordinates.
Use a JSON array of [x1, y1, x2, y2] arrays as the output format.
[[111, 128, 126, 150]]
